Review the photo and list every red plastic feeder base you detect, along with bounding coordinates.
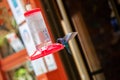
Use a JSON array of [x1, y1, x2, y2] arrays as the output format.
[[30, 43, 64, 60]]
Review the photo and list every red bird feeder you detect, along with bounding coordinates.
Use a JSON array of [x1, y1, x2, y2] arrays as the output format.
[[30, 43, 64, 60]]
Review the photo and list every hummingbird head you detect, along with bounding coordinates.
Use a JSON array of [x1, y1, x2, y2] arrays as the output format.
[[56, 38, 67, 45]]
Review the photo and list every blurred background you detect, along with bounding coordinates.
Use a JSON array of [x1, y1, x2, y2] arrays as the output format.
[[0, 0, 120, 80]]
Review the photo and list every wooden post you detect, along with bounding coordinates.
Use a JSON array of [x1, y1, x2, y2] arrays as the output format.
[[56, 0, 90, 80], [71, 11, 105, 80]]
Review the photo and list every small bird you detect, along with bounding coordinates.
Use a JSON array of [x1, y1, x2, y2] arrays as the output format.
[[57, 32, 78, 54]]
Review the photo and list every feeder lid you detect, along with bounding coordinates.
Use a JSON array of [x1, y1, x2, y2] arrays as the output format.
[[30, 43, 64, 60]]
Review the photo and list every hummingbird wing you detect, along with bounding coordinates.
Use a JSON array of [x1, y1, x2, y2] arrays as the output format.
[[63, 32, 78, 42]]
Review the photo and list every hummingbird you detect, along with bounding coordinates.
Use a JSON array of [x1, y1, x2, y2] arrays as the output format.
[[57, 32, 78, 54]]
